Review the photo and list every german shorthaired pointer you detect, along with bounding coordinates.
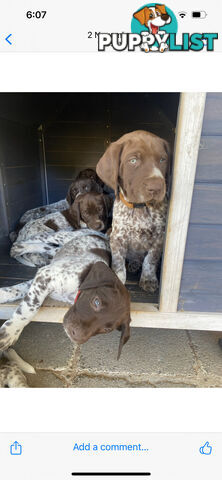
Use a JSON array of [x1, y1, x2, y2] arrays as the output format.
[[10, 169, 104, 242], [0, 349, 35, 388], [96, 130, 170, 292], [11, 192, 112, 267], [0, 230, 131, 359]]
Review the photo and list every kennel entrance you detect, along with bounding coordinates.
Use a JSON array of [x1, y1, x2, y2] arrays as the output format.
[[0, 92, 179, 305], [1, 92, 222, 332]]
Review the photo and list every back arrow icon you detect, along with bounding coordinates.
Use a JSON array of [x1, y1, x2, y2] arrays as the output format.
[[5, 34, 12, 45]]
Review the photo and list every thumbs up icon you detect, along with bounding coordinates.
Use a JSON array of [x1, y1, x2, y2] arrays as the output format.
[[199, 442, 212, 455]]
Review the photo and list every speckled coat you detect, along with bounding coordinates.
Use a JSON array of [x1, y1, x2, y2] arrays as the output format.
[[0, 230, 110, 351], [110, 197, 168, 292]]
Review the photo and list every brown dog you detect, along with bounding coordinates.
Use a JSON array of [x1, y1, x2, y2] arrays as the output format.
[[96, 130, 170, 292], [1, 232, 131, 359], [11, 192, 113, 267], [63, 261, 131, 359], [66, 168, 104, 205], [64, 191, 113, 232]]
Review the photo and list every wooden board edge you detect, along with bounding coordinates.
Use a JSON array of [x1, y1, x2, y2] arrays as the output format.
[[1, 303, 222, 331]]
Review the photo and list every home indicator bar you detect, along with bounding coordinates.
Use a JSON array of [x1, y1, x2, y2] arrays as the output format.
[[71, 474, 151, 477]]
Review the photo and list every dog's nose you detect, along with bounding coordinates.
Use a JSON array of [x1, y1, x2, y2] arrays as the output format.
[[161, 14, 169, 21], [94, 220, 104, 231], [146, 178, 163, 191]]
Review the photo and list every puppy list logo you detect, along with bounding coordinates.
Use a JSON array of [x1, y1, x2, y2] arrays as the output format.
[[98, 3, 218, 52]]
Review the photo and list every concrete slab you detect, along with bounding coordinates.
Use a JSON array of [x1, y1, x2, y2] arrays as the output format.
[[25, 370, 66, 388], [1, 318, 222, 387], [79, 328, 195, 377], [14, 322, 76, 370], [188, 330, 222, 377]]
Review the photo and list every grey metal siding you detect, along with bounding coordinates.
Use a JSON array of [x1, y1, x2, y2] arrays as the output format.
[[179, 93, 222, 312]]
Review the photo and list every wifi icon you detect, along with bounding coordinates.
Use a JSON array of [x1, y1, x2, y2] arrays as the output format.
[[178, 11, 187, 18]]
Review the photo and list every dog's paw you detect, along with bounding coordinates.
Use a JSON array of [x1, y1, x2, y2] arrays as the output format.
[[0, 325, 21, 351], [11, 243, 29, 256], [139, 276, 159, 293]]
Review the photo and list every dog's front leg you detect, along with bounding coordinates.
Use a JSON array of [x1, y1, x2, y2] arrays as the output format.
[[139, 245, 162, 293], [0, 268, 52, 351], [110, 237, 127, 285]]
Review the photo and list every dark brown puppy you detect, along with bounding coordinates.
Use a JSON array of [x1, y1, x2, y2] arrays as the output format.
[[66, 168, 104, 205], [63, 262, 131, 359], [96, 130, 170, 204], [63, 191, 112, 231]]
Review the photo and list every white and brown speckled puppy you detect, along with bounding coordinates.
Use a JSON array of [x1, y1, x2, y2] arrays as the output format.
[[10, 192, 112, 267], [10, 168, 104, 242], [96, 130, 170, 292], [0, 230, 131, 358], [0, 349, 35, 388]]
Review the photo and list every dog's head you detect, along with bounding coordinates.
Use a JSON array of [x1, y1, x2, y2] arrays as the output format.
[[64, 192, 112, 231], [96, 130, 170, 204], [133, 4, 171, 34], [66, 168, 104, 205], [63, 262, 131, 359]]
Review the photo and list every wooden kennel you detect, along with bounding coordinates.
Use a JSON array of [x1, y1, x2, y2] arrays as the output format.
[[0, 92, 222, 333]]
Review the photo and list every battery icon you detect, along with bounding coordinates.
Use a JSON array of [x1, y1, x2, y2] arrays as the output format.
[[192, 11, 207, 18]]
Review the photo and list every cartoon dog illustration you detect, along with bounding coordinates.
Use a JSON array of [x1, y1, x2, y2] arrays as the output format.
[[133, 4, 171, 52]]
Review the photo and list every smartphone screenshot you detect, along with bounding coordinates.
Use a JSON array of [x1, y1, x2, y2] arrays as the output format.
[[0, 1, 221, 479]]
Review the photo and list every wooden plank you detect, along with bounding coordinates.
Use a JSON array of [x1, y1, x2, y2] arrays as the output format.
[[196, 137, 222, 182], [1, 303, 222, 331], [45, 136, 106, 153], [184, 224, 222, 260], [180, 260, 222, 296], [6, 193, 43, 231], [202, 93, 222, 135], [0, 119, 38, 167], [178, 293, 222, 313], [189, 184, 222, 225], [0, 263, 36, 280], [45, 121, 108, 138], [159, 93, 206, 313], [45, 151, 101, 167]]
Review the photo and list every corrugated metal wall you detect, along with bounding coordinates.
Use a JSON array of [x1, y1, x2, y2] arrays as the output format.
[[179, 93, 222, 312]]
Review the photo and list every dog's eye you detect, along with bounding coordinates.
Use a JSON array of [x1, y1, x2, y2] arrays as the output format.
[[91, 296, 101, 311], [160, 158, 166, 163], [129, 158, 137, 165], [150, 13, 154, 18], [156, 11, 161, 16]]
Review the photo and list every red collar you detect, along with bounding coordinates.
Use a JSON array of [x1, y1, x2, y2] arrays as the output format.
[[74, 290, 81, 304]]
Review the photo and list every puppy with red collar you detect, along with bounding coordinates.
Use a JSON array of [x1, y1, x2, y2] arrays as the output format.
[[133, 4, 171, 53]]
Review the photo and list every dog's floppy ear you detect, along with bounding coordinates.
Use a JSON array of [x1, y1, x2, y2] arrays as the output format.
[[156, 4, 167, 14], [96, 143, 123, 198], [68, 197, 81, 228], [80, 261, 115, 290], [66, 184, 75, 205], [117, 317, 131, 360], [133, 6, 150, 26]]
